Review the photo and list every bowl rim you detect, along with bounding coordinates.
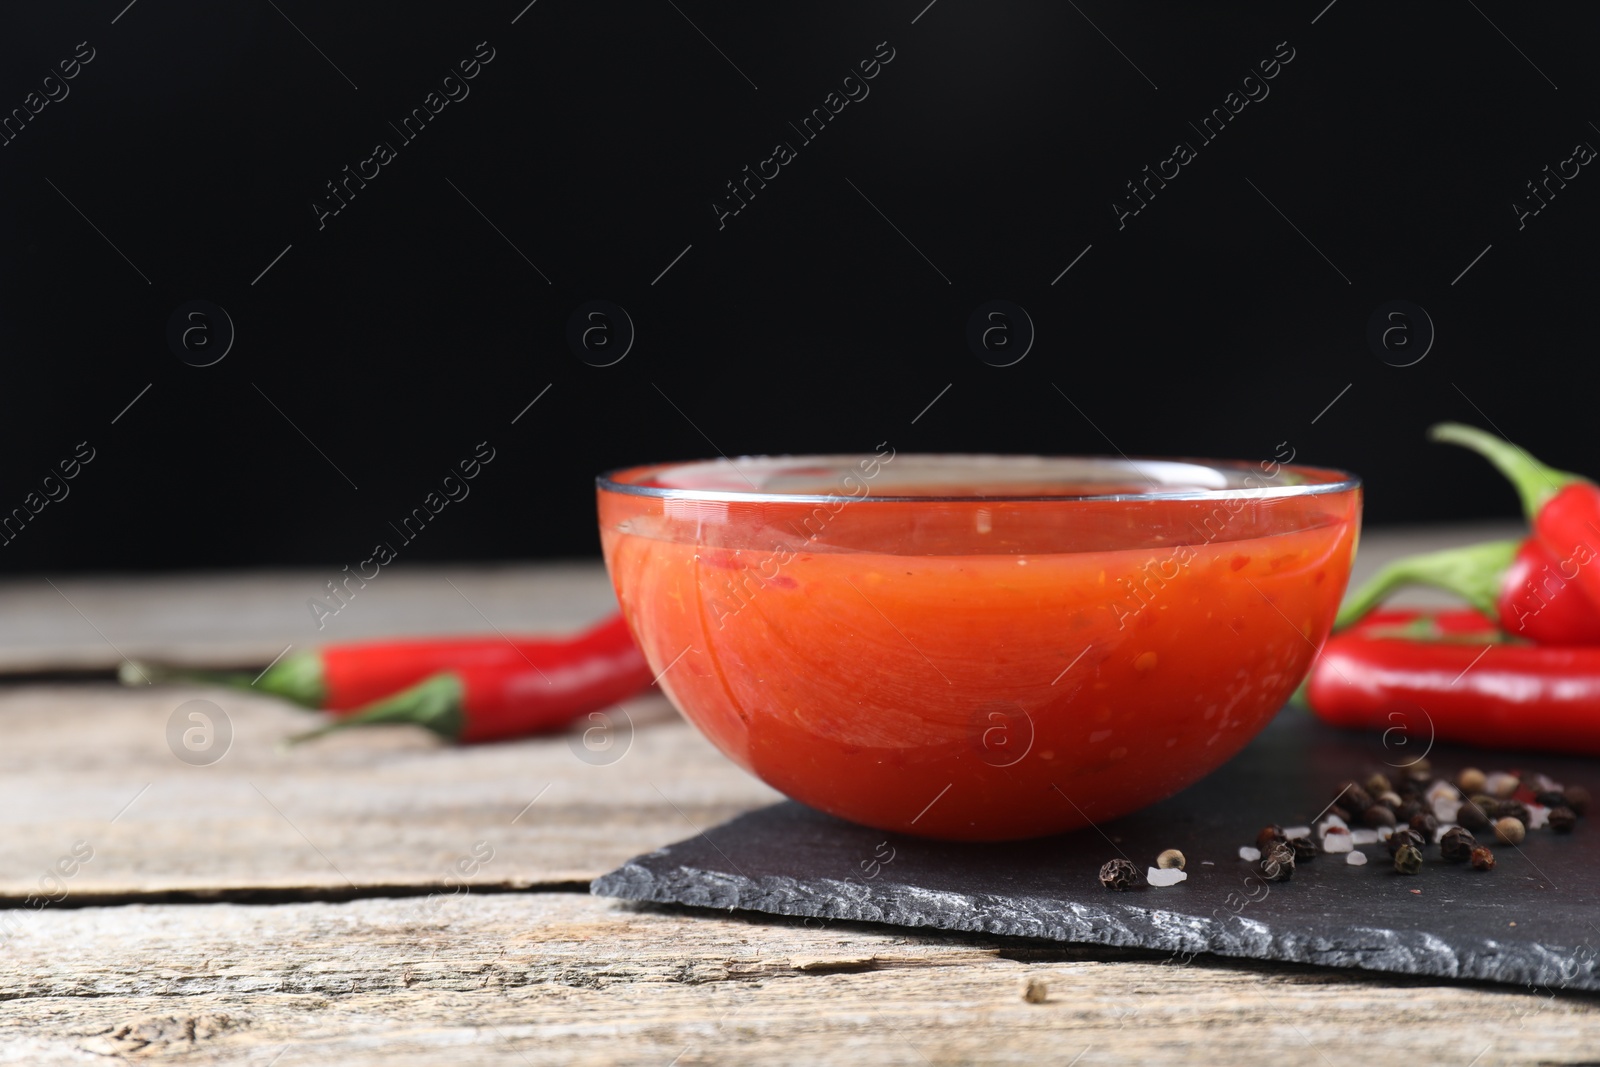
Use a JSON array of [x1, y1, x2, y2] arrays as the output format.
[[596, 453, 1362, 505]]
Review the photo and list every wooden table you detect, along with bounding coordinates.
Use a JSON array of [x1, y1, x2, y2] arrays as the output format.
[[6, 524, 1599, 1065]]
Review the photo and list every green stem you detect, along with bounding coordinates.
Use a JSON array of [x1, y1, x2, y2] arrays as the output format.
[[118, 652, 327, 708], [1334, 539, 1519, 630], [284, 671, 466, 746], [1429, 422, 1588, 518]]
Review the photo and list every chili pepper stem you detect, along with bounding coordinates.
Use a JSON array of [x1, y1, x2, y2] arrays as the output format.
[[118, 653, 327, 707], [283, 671, 467, 747], [1428, 422, 1589, 517], [1334, 540, 1519, 630]]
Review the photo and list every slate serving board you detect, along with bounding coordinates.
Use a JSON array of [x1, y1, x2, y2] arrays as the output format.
[[593, 710, 1600, 991]]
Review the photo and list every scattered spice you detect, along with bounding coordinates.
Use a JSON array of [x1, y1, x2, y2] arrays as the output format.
[[1439, 827, 1477, 863], [1255, 825, 1287, 852], [1289, 836, 1319, 861], [1535, 790, 1568, 809], [1396, 799, 1424, 823], [1456, 798, 1491, 831], [1022, 978, 1049, 1004], [1494, 817, 1527, 845], [1470, 846, 1497, 871], [1549, 806, 1578, 833], [1486, 771, 1520, 798], [1341, 783, 1375, 814], [1099, 858, 1138, 891], [1409, 812, 1440, 842], [1259, 842, 1295, 882], [1496, 799, 1531, 824], [1157, 848, 1186, 870], [1457, 767, 1487, 794], [1387, 828, 1425, 856], [1364, 772, 1392, 796], [1363, 805, 1397, 828], [1394, 843, 1424, 875]]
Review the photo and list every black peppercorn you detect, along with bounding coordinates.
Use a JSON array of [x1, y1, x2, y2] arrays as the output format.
[[1409, 812, 1439, 843], [1439, 827, 1477, 863], [1394, 843, 1424, 875], [1395, 799, 1424, 823], [1099, 858, 1138, 891], [1564, 785, 1591, 816], [1341, 783, 1374, 814], [1259, 842, 1295, 882], [1457, 798, 1491, 831], [1364, 772, 1394, 796], [1289, 835, 1319, 861], [1535, 790, 1567, 809], [1549, 806, 1578, 833], [1469, 845, 1496, 871], [1496, 800, 1530, 824], [1387, 828, 1424, 856], [1362, 805, 1397, 828], [1256, 825, 1287, 852]]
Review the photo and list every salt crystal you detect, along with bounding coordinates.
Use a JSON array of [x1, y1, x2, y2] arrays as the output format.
[[1528, 804, 1551, 830], [1486, 771, 1520, 797], [1346, 851, 1368, 866], [1433, 797, 1462, 824], [1282, 825, 1311, 839], [1147, 867, 1188, 887], [1319, 813, 1348, 831], [1322, 832, 1354, 853], [1350, 829, 1379, 845], [1376, 825, 1394, 841], [1239, 846, 1261, 862]]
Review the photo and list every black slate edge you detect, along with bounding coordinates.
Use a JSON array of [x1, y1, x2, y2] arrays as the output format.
[[592, 858, 1600, 993]]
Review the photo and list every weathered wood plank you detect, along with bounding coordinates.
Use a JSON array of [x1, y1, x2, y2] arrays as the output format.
[[0, 563, 622, 672], [0, 685, 780, 900], [2, 893, 1594, 1066]]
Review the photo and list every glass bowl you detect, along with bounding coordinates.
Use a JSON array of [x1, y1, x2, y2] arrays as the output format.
[[597, 453, 1361, 841]]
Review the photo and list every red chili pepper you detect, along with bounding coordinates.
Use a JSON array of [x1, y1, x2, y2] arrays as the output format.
[[124, 612, 650, 717], [1431, 422, 1600, 617], [1334, 536, 1600, 644], [288, 621, 656, 744], [1308, 627, 1600, 756]]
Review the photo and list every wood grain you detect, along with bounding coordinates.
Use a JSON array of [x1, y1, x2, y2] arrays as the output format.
[[0, 683, 780, 901], [3, 893, 1595, 1066]]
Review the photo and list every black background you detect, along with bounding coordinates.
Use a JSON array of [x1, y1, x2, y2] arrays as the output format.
[[0, 1, 1594, 573]]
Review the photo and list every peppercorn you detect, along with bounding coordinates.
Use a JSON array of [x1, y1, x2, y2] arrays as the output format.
[[1548, 806, 1578, 834], [1396, 776, 1427, 798], [1496, 800, 1530, 824], [1022, 977, 1049, 1003], [1377, 791, 1402, 810], [1395, 799, 1424, 823], [1362, 805, 1397, 829], [1394, 843, 1424, 875], [1364, 772, 1393, 796], [1256, 825, 1287, 852], [1409, 812, 1439, 843], [1535, 790, 1567, 810], [1259, 842, 1295, 882], [1494, 817, 1526, 845], [1456, 798, 1491, 831], [1099, 858, 1138, 891], [1290, 835, 1319, 861], [1469, 846, 1496, 871], [1439, 827, 1477, 863], [1564, 785, 1591, 816], [1340, 783, 1374, 814], [1387, 828, 1424, 856], [1157, 848, 1186, 870], [1409, 757, 1432, 778], [1457, 767, 1487, 794]]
